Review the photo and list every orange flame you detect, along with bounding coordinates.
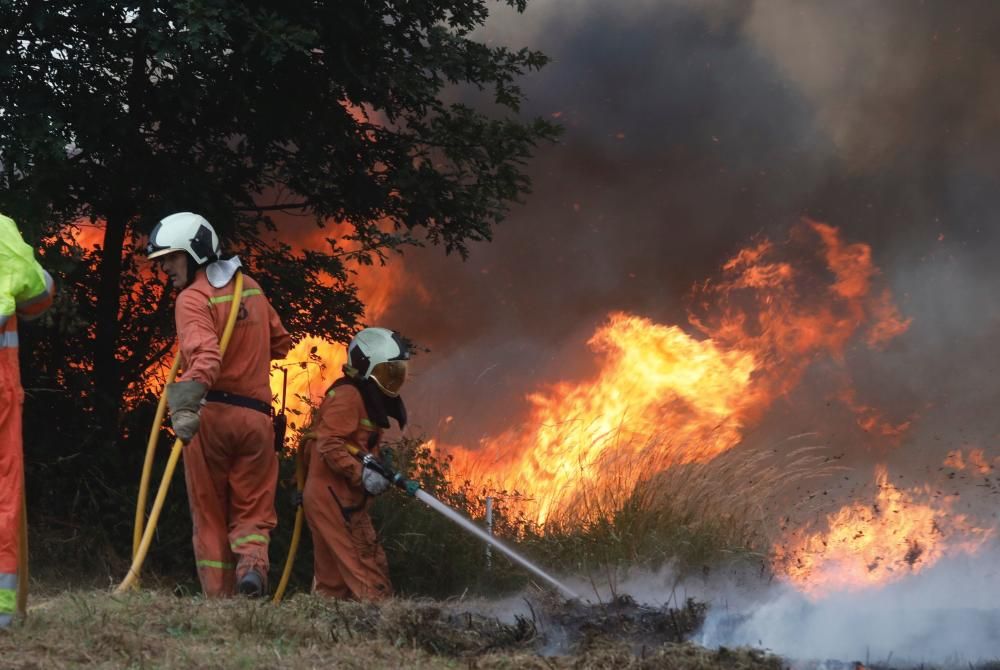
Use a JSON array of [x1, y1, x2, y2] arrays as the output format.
[[446, 312, 764, 522], [837, 387, 912, 444], [773, 464, 992, 597], [943, 448, 995, 474], [441, 220, 911, 523], [268, 248, 414, 431]]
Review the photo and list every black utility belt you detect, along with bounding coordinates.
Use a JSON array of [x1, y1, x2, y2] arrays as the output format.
[[205, 390, 273, 416]]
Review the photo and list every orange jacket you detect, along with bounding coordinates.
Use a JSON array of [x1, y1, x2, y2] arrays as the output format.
[[175, 270, 291, 403], [303, 383, 383, 512]]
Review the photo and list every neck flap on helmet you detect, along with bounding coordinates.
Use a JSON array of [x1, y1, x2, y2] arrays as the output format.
[[330, 373, 407, 430]]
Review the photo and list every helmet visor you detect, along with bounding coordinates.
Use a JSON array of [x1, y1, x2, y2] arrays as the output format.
[[370, 360, 407, 397]]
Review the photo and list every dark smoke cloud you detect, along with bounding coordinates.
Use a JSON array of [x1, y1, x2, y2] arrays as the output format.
[[378, 0, 1000, 502]]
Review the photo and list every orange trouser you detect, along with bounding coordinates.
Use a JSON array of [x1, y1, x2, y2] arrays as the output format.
[[303, 484, 392, 600], [183, 402, 277, 597], [0, 353, 22, 624]]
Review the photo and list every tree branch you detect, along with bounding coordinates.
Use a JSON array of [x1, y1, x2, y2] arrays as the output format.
[[0, 0, 43, 57], [236, 202, 311, 212]]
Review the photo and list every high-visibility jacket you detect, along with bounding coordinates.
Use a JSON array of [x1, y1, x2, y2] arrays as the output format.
[[0, 214, 55, 626], [0, 215, 54, 360]]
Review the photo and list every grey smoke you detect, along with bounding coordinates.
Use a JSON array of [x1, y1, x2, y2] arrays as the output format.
[[387, 1, 1000, 477], [365, 1, 1000, 660], [697, 550, 1000, 665]]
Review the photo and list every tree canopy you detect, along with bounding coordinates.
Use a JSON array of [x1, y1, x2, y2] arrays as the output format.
[[0, 0, 557, 445], [0, 2, 556, 568]]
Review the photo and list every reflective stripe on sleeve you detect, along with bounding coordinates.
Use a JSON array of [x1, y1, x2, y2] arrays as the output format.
[[230, 534, 268, 550], [16, 270, 55, 320], [207, 288, 262, 305], [360, 418, 376, 430]]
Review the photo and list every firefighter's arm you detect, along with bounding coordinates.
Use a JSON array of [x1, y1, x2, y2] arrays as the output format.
[[0, 215, 55, 319], [175, 288, 222, 388], [14, 267, 54, 321], [314, 391, 364, 482]]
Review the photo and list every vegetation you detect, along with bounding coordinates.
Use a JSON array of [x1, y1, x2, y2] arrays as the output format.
[[0, 0, 558, 572], [25, 429, 824, 601], [0, 589, 787, 669]]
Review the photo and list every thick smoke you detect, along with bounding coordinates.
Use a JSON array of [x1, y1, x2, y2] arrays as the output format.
[[386, 1, 1000, 473], [345, 2, 1000, 661]]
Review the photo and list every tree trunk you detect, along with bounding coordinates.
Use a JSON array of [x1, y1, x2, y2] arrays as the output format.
[[93, 212, 128, 446]]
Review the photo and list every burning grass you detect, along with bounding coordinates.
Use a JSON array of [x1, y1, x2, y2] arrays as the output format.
[[0, 590, 785, 669], [371, 432, 836, 599]]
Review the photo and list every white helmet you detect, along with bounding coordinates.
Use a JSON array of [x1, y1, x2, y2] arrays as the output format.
[[347, 327, 410, 397], [146, 212, 220, 265]]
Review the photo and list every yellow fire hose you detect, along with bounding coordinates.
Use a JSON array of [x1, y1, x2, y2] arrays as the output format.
[[271, 449, 305, 604], [116, 270, 244, 594], [133, 353, 182, 560]]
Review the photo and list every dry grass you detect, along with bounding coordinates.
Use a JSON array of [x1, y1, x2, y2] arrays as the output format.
[[543, 430, 835, 533], [363, 431, 844, 598], [494, 432, 841, 587], [0, 590, 786, 669]]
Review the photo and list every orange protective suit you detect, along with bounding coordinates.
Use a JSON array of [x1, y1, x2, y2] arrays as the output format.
[[175, 269, 291, 596], [302, 382, 393, 600], [0, 215, 54, 626]]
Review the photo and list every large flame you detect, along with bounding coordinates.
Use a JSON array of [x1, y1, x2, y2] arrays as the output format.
[[441, 220, 912, 524], [445, 313, 765, 522], [773, 464, 993, 598]]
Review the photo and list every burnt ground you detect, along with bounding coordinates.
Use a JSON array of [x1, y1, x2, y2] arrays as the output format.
[[0, 589, 781, 669], [2, 589, 997, 668]]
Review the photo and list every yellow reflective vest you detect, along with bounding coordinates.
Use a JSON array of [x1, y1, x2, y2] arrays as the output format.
[[0, 214, 54, 356]]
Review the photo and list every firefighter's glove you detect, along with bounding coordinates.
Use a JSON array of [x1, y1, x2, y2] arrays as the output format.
[[362, 455, 390, 496], [166, 380, 207, 444], [289, 490, 304, 508]]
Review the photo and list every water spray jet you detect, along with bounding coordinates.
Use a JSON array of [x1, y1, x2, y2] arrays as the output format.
[[347, 444, 580, 600]]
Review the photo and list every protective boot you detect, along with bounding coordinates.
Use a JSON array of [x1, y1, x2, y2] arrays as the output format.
[[237, 569, 264, 597]]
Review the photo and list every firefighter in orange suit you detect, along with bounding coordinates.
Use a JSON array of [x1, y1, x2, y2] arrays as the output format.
[[302, 327, 414, 600], [147, 212, 291, 597], [0, 214, 55, 627]]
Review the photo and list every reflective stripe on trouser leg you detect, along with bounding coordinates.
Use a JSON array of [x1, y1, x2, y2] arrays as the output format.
[[0, 573, 16, 627], [183, 430, 236, 598], [224, 405, 278, 582]]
